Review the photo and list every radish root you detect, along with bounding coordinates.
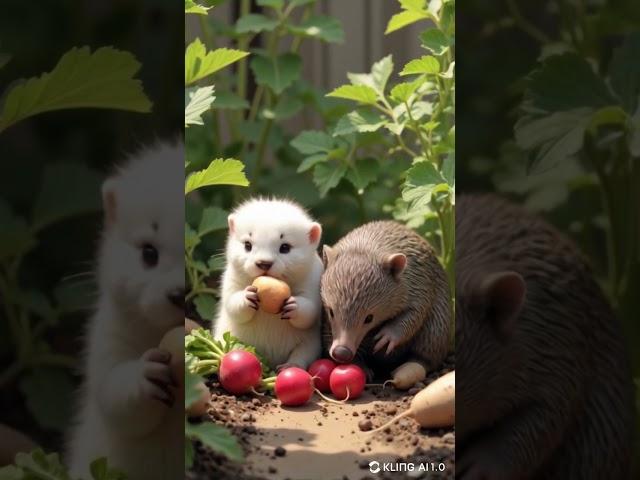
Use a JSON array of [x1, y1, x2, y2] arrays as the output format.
[[366, 409, 413, 434], [314, 387, 350, 405]]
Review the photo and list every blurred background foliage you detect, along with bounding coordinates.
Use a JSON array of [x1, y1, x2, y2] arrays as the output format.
[[0, 0, 181, 450]]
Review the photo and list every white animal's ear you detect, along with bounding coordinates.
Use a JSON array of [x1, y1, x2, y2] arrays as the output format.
[[478, 271, 526, 338], [228, 214, 236, 234], [101, 178, 118, 226], [383, 253, 406, 278], [322, 245, 335, 268], [309, 222, 322, 245]]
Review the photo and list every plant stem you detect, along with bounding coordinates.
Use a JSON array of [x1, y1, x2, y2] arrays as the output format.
[[236, 0, 252, 131], [506, 0, 552, 44]]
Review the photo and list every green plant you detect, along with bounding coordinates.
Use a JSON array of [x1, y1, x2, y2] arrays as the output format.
[[0, 47, 151, 431], [0, 451, 126, 480]]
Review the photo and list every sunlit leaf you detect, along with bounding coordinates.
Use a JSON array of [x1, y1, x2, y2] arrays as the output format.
[[185, 39, 249, 85], [185, 86, 215, 127], [400, 55, 440, 75], [185, 158, 249, 194], [291, 130, 334, 154], [326, 84, 378, 104]]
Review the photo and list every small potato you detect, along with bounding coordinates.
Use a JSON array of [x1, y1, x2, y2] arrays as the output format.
[[159, 326, 185, 387], [186, 382, 210, 417], [251, 276, 291, 314]]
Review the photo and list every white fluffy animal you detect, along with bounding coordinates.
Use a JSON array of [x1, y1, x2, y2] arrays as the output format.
[[214, 198, 323, 370], [67, 142, 184, 479]]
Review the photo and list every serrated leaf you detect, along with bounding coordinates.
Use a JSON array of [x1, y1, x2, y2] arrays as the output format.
[[400, 55, 440, 75], [526, 53, 614, 113], [14, 449, 69, 479], [291, 130, 334, 154], [390, 80, 421, 102], [32, 162, 102, 231], [185, 365, 204, 409], [442, 154, 455, 186], [402, 162, 445, 208], [290, 15, 344, 43], [386, 10, 430, 34], [261, 97, 303, 120], [185, 0, 210, 14], [515, 108, 592, 171], [185, 86, 215, 127], [185, 40, 249, 85], [297, 154, 327, 173], [257, 0, 284, 8], [609, 33, 640, 114], [198, 206, 228, 236], [250, 53, 301, 95], [19, 368, 75, 431], [346, 55, 393, 96], [327, 84, 378, 104], [345, 158, 380, 193], [313, 162, 348, 197], [211, 91, 250, 110], [0, 47, 151, 132], [185, 422, 243, 461], [333, 109, 386, 136], [420, 29, 451, 55], [235, 13, 278, 33], [194, 293, 217, 319], [185, 158, 249, 194], [401, 0, 427, 11]]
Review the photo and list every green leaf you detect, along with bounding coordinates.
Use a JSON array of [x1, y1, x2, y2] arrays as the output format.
[[347, 55, 393, 96], [261, 97, 303, 120], [0, 47, 151, 132], [212, 91, 250, 110], [19, 368, 75, 431], [14, 450, 70, 479], [390, 80, 421, 102], [0, 52, 11, 70], [609, 33, 640, 114], [185, 365, 205, 409], [333, 109, 386, 136], [32, 162, 103, 231], [185, 421, 243, 461], [515, 108, 592, 171], [185, 0, 210, 14], [185, 441, 195, 469], [400, 55, 440, 75], [185, 158, 249, 194], [185, 40, 249, 85], [313, 162, 348, 197], [386, 10, 430, 34], [345, 158, 380, 193], [0, 465, 22, 479], [90, 458, 127, 480], [198, 206, 228, 236], [326, 84, 378, 104], [0, 201, 36, 262], [290, 15, 344, 43], [442, 153, 455, 186], [291, 130, 334, 154], [185, 86, 215, 127], [290, 0, 317, 6], [420, 29, 451, 55], [525, 53, 614, 113], [401, 0, 427, 11], [194, 294, 217, 319], [297, 154, 327, 173], [250, 53, 302, 95], [235, 14, 279, 33], [402, 162, 445, 208]]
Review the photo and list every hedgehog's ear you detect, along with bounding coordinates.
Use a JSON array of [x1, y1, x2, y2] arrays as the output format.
[[309, 222, 322, 245], [479, 271, 526, 337], [383, 253, 407, 279], [322, 245, 335, 268], [101, 178, 118, 226], [228, 214, 236, 234]]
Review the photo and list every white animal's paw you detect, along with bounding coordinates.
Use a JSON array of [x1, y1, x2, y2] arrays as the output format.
[[280, 296, 297, 320], [373, 327, 402, 356], [139, 348, 176, 407], [244, 285, 259, 310]]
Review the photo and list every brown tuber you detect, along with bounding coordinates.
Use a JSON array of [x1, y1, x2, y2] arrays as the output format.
[[186, 382, 210, 417], [251, 276, 291, 314], [159, 326, 185, 387]]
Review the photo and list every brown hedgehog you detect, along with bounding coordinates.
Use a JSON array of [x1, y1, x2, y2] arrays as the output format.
[[320, 221, 451, 380], [456, 194, 634, 480]]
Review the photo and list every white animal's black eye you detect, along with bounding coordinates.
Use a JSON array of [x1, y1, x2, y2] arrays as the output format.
[[364, 314, 373, 324], [244, 241, 252, 252], [141, 244, 158, 268], [279, 243, 291, 254]]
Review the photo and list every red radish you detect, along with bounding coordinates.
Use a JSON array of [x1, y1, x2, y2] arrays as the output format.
[[308, 359, 337, 393], [218, 350, 262, 395], [275, 367, 314, 406], [329, 364, 366, 400]]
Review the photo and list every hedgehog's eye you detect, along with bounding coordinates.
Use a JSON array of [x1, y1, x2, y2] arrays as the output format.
[[244, 241, 252, 252], [141, 243, 159, 268], [279, 243, 291, 254], [364, 314, 373, 324]]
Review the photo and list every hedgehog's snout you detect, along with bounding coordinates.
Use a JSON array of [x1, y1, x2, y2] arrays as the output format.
[[330, 345, 354, 363]]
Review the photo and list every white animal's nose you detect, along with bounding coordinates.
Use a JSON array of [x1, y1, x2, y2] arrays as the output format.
[[255, 261, 273, 271]]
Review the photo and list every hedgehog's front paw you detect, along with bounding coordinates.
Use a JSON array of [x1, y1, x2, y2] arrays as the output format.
[[280, 296, 298, 321], [244, 285, 259, 310], [373, 327, 402, 356], [139, 348, 176, 407]]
